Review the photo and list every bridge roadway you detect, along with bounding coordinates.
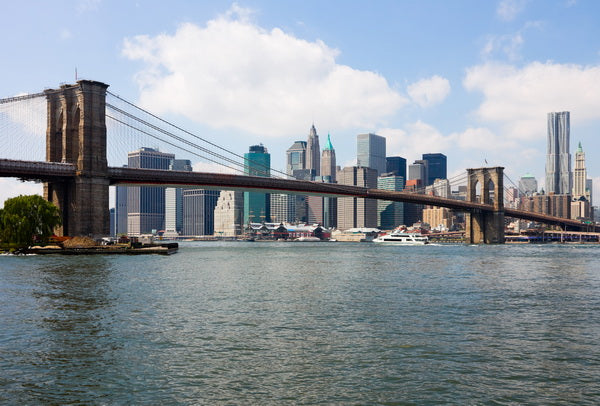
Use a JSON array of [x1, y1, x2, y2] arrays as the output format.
[[1, 158, 598, 232]]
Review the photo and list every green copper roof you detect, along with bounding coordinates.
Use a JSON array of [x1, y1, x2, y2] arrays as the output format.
[[577, 141, 583, 153], [324, 133, 334, 150], [522, 173, 535, 178]]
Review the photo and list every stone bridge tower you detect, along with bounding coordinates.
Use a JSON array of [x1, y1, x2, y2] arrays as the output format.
[[465, 167, 505, 244], [44, 80, 109, 237]]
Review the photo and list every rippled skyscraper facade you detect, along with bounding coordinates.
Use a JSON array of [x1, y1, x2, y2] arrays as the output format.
[[545, 111, 571, 195]]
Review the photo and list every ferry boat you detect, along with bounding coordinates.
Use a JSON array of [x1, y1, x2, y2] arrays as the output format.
[[373, 231, 429, 245]]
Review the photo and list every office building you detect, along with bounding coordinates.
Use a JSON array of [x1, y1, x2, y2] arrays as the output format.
[[109, 208, 115, 237], [115, 182, 128, 236], [286, 141, 307, 175], [337, 166, 378, 230], [546, 111, 572, 195], [306, 125, 320, 177], [182, 189, 220, 236], [422, 153, 447, 186], [164, 159, 192, 238], [321, 134, 336, 182], [572, 142, 589, 199], [586, 178, 593, 206], [213, 190, 244, 237], [408, 162, 427, 189], [357, 133, 386, 175], [244, 144, 271, 224], [270, 193, 296, 223], [377, 174, 404, 229], [127, 147, 175, 236], [519, 174, 538, 196], [386, 156, 407, 180]]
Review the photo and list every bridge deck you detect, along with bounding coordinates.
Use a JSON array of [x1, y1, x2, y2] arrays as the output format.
[[0, 159, 596, 232]]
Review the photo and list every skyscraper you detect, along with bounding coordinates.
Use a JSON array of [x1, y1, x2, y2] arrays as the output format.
[[422, 153, 447, 186], [244, 144, 271, 224], [357, 133, 386, 175], [321, 134, 336, 182], [286, 140, 307, 175], [319, 133, 337, 227], [337, 166, 378, 230], [127, 147, 175, 236], [572, 142, 587, 198], [213, 190, 244, 237], [546, 111, 571, 195], [182, 189, 220, 236], [164, 159, 192, 237], [386, 156, 407, 180], [519, 174, 538, 196], [306, 124, 320, 177], [377, 174, 404, 229], [115, 181, 128, 236]]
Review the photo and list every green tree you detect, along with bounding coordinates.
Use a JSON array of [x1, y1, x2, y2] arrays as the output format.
[[0, 195, 61, 247]]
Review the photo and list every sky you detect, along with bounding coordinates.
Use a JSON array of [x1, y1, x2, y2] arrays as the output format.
[[1, 0, 600, 205]]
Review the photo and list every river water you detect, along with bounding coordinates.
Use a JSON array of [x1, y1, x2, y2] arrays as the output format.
[[1, 242, 599, 404]]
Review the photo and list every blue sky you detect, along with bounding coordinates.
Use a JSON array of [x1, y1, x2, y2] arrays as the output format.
[[1, 0, 600, 205]]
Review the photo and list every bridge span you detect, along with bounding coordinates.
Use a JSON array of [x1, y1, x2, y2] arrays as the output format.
[[2, 158, 596, 234]]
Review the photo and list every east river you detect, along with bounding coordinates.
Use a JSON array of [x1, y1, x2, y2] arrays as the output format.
[[1, 242, 599, 404]]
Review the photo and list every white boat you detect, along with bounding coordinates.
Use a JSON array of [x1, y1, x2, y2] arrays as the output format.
[[296, 236, 321, 242], [373, 231, 429, 245]]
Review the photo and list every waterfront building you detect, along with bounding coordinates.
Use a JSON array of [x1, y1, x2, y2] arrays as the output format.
[[182, 189, 220, 236], [357, 133, 386, 175], [386, 156, 407, 180], [519, 193, 571, 220], [127, 147, 174, 236], [306, 125, 320, 177], [164, 159, 192, 238], [422, 153, 447, 186], [404, 179, 424, 226], [337, 166, 378, 230], [286, 140, 307, 175], [270, 193, 296, 223], [213, 190, 244, 237], [244, 144, 271, 224], [109, 208, 115, 237], [423, 207, 452, 231], [519, 174, 538, 196], [545, 111, 572, 195], [377, 173, 404, 229], [115, 182, 128, 236]]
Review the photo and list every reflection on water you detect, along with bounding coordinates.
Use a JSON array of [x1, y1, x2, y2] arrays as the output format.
[[1, 243, 600, 404]]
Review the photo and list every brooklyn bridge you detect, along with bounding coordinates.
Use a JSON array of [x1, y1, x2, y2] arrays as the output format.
[[1, 80, 597, 243]]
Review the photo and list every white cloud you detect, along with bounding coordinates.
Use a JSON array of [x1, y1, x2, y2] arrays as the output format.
[[122, 5, 407, 137], [482, 33, 524, 61], [464, 61, 600, 141], [60, 28, 72, 40], [77, 0, 101, 13], [497, 0, 527, 21], [379, 121, 453, 164], [407, 75, 451, 107]]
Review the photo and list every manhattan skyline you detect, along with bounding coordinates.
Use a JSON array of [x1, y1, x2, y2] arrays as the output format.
[[1, 1, 600, 205]]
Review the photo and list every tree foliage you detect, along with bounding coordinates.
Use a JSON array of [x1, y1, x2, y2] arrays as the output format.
[[0, 195, 61, 247]]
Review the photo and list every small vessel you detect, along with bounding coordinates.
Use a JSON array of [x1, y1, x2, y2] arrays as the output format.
[[296, 236, 321, 242], [373, 231, 429, 245]]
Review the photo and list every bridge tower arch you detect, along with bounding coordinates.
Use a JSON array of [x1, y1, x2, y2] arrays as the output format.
[[465, 167, 505, 244], [44, 80, 109, 237]]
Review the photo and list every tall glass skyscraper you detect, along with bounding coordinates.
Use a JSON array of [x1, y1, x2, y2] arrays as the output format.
[[127, 147, 175, 236], [545, 111, 571, 195], [244, 144, 271, 224], [286, 140, 307, 175], [386, 156, 406, 179], [377, 174, 404, 229], [422, 153, 447, 186], [357, 133, 386, 175]]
